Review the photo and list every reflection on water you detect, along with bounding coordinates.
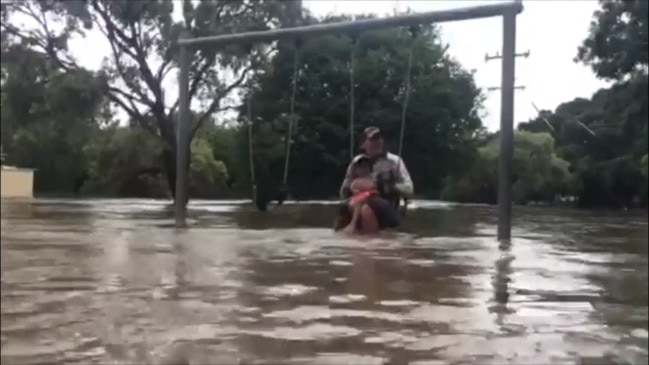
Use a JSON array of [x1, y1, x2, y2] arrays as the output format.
[[1, 199, 647, 364]]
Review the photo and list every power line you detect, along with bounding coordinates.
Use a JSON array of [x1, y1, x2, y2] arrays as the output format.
[[487, 85, 526, 92], [485, 50, 530, 62]]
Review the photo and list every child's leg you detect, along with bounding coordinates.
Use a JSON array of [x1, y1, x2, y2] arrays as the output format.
[[365, 195, 399, 229], [344, 203, 362, 232], [338, 197, 380, 235], [338, 200, 351, 216], [358, 203, 379, 234], [334, 214, 351, 231], [334, 200, 353, 231]]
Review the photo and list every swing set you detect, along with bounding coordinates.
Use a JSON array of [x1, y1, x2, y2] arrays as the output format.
[[245, 26, 420, 212], [174, 1, 523, 241]]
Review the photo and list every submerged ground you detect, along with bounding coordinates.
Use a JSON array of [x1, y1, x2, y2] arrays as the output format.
[[1, 199, 647, 364]]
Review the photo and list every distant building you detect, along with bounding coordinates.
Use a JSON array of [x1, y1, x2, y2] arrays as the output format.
[[1, 165, 35, 199]]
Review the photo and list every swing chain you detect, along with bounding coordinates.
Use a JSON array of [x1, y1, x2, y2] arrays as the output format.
[[348, 35, 358, 161], [248, 39, 302, 211], [398, 47, 414, 159], [396, 27, 419, 216], [282, 38, 301, 187], [246, 88, 257, 199]]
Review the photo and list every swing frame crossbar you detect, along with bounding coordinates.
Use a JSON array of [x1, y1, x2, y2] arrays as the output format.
[[174, 1, 523, 241]]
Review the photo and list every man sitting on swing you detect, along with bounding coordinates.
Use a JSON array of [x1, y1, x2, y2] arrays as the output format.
[[335, 126, 414, 234]]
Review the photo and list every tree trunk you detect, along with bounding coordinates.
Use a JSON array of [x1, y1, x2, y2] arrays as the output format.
[[162, 147, 177, 200], [162, 145, 190, 205]]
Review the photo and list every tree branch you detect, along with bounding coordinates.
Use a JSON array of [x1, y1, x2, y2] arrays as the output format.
[[156, 58, 174, 83], [97, 22, 155, 108], [108, 86, 149, 109], [190, 64, 255, 138], [168, 58, 215, 117], [90, 1, 175, 139], [1, 6, 78, 72], [106, 92, 156, 136], [127, 21, 165, 118], [91, 1, 138, 59]]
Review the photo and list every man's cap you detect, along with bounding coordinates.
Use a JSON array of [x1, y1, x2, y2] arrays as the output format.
[[355, 155, 371, 164], [362, 126, 382, 142]]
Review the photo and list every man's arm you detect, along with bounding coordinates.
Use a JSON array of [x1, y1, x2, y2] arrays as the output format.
[[394, 157, 414, 197], [339, 160, 355, 199]]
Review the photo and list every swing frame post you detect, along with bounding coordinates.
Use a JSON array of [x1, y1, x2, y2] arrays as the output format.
[[175, 34, 191, 228], [174, 1, 523, 234], [497, 8, 518, 241]]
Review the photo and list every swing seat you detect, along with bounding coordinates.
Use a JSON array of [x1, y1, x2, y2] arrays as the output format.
[[253, 185, 289, 212], [275, 185, 288, 205], [375, 170, 409, 216], [249, 40, 300, 213]]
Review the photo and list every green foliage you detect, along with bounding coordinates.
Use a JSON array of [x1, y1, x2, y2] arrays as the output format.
[[188, 135, 229, 198], [201, 122, 255, 196], [576, 0, 648, 81], [243, 15, 484, 198], [1, 41, 108, 193], [0, 1, 645, 209], [81, 125, 231, 198], [441, 132, 572, 205], [519, 74, 647, 207], [524, 0, 649, 206], [1, 0, 301, 201], [82, 126, 166, 197]]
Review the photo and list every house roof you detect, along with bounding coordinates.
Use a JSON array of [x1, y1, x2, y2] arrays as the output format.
[[1, 165, 37, 172]]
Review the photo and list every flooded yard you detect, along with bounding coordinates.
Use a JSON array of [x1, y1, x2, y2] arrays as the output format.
[[1, 199, 647, 364]]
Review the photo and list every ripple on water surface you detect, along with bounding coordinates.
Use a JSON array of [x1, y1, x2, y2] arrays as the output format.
[[1, 199, 647, 364]]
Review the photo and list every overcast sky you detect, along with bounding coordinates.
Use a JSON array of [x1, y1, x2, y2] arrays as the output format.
[[63, 0, 608, 131], [305, 0, 610, 130]]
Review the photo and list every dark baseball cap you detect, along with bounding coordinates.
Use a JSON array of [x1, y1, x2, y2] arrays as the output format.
[[362, 126, 382, 141], [355, 155, 371, 164]]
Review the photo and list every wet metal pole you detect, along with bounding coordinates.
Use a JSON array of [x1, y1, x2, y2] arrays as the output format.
[[175, 39, 191, 228], [497, 6, 519, 241], [178, 2, 523, 48]]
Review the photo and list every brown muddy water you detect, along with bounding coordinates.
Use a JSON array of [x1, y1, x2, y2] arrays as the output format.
[[1, 199, 647, 365]]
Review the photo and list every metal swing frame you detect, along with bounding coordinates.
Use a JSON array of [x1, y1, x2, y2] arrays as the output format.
[[174, 1, 523, 241]]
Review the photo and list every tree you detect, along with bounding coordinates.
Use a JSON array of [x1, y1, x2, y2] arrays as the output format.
[[82, 124, 229, 198], [441, 131, 572, 205], [241, 15, 485, 199], [82, 125, 167, 197], [1, 0, 303, 202], [576, 0, 648, 81], [188, 134, 229, 198], [518, 74, 648, 207], [511, 0, 648, 208], [1, 41, 108, 193], [201, 121, 252, 196]]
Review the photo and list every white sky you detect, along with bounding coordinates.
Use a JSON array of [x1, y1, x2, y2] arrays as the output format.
[[304, 0, 609, 130], [64, 0, 608, 131]]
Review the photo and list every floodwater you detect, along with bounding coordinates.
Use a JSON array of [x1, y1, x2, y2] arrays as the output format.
[[1, 199, 647, 365]]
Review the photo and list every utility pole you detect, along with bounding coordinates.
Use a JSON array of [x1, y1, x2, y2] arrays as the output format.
[[484, 15, 528, 241], [485, 50, 530, 62], [391, 0, 400, 15], [485, 52, 530, 92]]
